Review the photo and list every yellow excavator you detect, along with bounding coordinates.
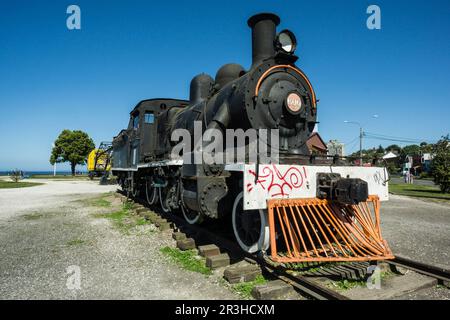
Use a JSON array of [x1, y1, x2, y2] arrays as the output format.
[[87, 142, 112, 181]]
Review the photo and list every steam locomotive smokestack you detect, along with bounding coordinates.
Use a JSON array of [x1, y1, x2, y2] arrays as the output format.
[[247, 13, 280, 67]]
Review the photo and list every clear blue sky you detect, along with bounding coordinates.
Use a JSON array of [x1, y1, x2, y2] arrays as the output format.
[[0, 0, 449, 171]]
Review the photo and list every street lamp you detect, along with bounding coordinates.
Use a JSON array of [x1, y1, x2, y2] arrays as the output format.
[[344, 115, 379, 166], [344, 121, 363, 166]]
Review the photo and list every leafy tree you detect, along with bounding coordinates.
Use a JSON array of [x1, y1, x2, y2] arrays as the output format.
[[431, 135, 450, 193], [420, 142, 433, 154], [10, 169, 22, 182], [376, 145, 384, 154], [400, 144, 420, 162], [50, 130, 95, 176], [386, 162, 399, 174], [385, 144, 401, 154]]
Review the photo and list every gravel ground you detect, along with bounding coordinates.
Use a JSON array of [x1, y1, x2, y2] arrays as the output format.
[[380, 194, 450, 299], [0, 178, 117, 221], [381, 194, 450, 269], [1, 179, 448, 300], [0, 180, 238, 300]]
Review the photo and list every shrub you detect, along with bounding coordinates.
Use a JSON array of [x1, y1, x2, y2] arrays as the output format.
[[431, 135, 450, 193]]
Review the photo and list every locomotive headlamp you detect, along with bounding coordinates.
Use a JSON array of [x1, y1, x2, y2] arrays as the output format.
[[285, 92, 302, 114], [276, 29, 297, 54]]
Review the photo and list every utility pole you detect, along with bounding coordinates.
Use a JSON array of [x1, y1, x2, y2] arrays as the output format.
[[344, 120, 363, 166], [344, 115, 377, 166], [359, 126, 363, 166]]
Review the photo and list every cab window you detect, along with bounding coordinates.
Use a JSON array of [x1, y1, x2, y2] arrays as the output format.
[[133, 115, 139, 129], [145, 112, 154, 124]]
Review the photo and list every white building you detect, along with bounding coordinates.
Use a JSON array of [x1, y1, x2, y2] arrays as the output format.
[[327, 140, 345, 157]]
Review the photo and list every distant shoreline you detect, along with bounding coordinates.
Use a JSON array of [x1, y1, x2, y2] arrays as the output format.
[[0, 171, 87, 176]]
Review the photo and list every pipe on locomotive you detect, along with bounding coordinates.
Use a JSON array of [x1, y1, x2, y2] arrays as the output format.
[[248, 13, 281, 66]]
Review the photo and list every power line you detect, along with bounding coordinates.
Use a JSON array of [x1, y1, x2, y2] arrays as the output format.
[[344, 136, 360, 145], [363, 131, 435, 144], [364, 136, 423, 144], [346, 138, 360, 154]]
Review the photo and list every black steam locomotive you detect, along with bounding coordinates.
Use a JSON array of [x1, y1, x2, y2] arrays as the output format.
[[112, 13, 393, 263]]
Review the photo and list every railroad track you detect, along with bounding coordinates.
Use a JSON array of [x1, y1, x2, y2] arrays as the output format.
[[387, 256, 450, 284], [118, 190, 448, 300], [119, 191, 349, 300]]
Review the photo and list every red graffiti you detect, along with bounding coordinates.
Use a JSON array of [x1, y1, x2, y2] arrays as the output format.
[[248, 165, 305, 197]]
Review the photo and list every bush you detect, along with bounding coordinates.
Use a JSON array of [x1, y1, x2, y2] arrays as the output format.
[[431, 135, 450, 193]]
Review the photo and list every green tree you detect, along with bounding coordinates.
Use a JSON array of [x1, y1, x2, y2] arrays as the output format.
[[376, 145, 384, 155], [385, 144, 401, 154], [400, 144, 420, 162], [50, 130, 95, 176], [420, 142, 433, 154], [431, 135, 450, 193]]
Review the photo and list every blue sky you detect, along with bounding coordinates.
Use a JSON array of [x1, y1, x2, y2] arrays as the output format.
[[0, 0, 449, 171]]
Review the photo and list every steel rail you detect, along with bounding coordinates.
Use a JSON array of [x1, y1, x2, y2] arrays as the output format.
[[388, 256, 450, 283], [258, 260, 349, 300]]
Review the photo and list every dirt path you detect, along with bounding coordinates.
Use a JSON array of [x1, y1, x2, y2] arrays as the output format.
[[0, 180, 238, 299]]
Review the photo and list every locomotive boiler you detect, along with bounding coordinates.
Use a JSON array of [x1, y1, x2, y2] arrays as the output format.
[[111, 13, 394, 263]]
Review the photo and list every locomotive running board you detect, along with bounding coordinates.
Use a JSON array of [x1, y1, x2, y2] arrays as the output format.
[[266, 196, 394, 263]]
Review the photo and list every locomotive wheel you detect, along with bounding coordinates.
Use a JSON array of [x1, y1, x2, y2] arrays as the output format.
[[132, 184, 138, 198], [181, 202, 204, 224], [232, 192, 270, 253], [159, 187, 171, 213], [145, 180, 158, 205]]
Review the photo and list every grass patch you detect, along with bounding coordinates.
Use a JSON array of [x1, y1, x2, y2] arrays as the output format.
[[79, 193, 113, 207], [23, 213, 44, 220], [0, 181, 44, 189], [389, 183, 450, 201], [89, 198, 111, 207], [66, 239, 85, 246], [231, 275, 267, 299], [136, 217, 148, 226], [122, 200, 134, 211], [330, 278, 366, 291], [95, 207, 129, 232], [287, 261, 348, 273], [329, 270, 394, 291], [93, 201, 147, 234], [160, 247, 212, 275]]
